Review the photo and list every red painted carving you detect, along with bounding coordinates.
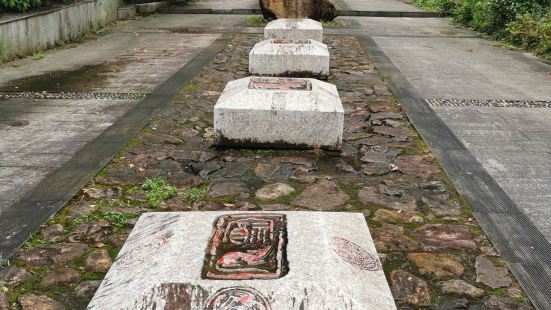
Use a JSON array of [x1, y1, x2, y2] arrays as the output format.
[[115, 234, 170, 270], [249, 77, 312, 91], [205, 287, 272, 310], [330, 236, 381, 271], [202, 214, 288, 280], [271, 39, 311, 44]]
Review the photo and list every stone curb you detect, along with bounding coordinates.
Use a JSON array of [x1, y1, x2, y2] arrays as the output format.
[[0, 33, 233, 265], [357, 35, 551, 310]]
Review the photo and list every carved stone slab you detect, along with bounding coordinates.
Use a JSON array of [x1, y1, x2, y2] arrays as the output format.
[[264, 18, 323, 42], [214, 77, 344, 150], [88, 211, 396, 310], [249, 39, 330, 78]]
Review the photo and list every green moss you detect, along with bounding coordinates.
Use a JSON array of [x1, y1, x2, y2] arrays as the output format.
[[245, 15, 268, 26], [183, 82, 198, 93], [81, 272, 103, 281]]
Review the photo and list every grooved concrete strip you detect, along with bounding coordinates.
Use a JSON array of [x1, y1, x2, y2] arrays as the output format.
[[357, 35, 551, 309], [0, 31, 231, 264]]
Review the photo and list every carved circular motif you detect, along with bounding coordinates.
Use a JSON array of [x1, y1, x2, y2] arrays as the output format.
[[330, 236, 381, 271], [204, 287, 272, 310], [115, 235, 169, 269]]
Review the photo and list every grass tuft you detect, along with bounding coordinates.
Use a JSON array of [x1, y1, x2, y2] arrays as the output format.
[[142, 177, 177, 207]]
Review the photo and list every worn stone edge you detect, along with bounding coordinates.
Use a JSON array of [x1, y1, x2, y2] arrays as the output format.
[[0, 33, 233, 265], [357, 34, 551, 310]]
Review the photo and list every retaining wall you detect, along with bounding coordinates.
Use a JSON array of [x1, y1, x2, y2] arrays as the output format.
[[0, 0, 122, 60]]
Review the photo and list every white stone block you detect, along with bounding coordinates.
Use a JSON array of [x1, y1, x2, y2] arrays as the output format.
[[214, 77, 343, 149], [88, 211, 397, 310], [249, 39, 330, 78], [264, 18, 323, 42]]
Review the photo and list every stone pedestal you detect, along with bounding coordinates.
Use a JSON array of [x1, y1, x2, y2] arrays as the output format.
[[214, 77, 343, 150], [88, 211, 397, 309], [264, 18, 323, 42], [249, 39, 330, 78]]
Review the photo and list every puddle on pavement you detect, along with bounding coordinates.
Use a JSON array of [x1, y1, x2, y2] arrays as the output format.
[[0, 59, 130, 92]]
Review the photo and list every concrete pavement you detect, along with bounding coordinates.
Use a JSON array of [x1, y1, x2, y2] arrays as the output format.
[[344, 16, 551, 243]]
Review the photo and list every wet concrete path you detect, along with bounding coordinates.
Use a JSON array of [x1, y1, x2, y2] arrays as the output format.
[[0, 15, 244, 251]]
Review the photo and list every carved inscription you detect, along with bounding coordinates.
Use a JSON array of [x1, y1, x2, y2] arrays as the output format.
[[202, 214, 288, 280], [271, 39, 311, 44], [330, 236, 381, 271], [205, 287, 272, 310], [249, 77, 312, 91]]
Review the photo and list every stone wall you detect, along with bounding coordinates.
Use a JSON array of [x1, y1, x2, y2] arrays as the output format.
[[0, 0, 122, 61]]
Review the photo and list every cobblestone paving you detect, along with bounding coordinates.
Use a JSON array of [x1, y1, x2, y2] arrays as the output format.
[[0, 34, 534, 309]]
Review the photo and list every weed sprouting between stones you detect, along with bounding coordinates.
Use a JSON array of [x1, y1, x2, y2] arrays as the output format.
[[142, 177, 177, 208]]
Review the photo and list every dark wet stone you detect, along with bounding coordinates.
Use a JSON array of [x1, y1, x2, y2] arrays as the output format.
[[222, 160, 254, 178], [170, 127, 198, 138], [18, 294, 64, 310], [292, 179, 349, 210], [369, 101, 399, 113], [370, 111, 404, 122], [83, 187, 123, 200], [41, 224, 64, 241], [372, 224, 420, 252], [395, 155, 440, 180], [207, 181, 249, 198], [390, 269, 431, 306], [167, 173, 202, 190], [373, 126, 412, 141], [254, 163, 280, 179], [360, 150, 391, 165], [18, 243, 88, 267], [419, 181, 447, 194], [40, 268, 80, 287], [361, 163, 391, 176], [407, 253, 464, 277], [68, 220, 113, 243], [85, 249, 112, 273], [74, 280, 102, 299], [384, 119, 406, 128], [190, 162, 223, 178], [422, 196, 462, 217], [438, 298, 470, 310], [378, 184, 405, 197], [164, 136, 183, 145], [475, 256, 512, 289], [107, 231, 130, 247], [0, 266, 31, 288], [358, 186, 417, 212], [414, 224, 476, 250], [167, 150, 216, 162], [442, 280, 485, 298], [482, 296, 531, 310]]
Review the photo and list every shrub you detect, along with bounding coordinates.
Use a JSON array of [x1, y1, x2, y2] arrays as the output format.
[[415, 0, 551, 59], [507, 12, 551, 59], [413, 0, 458, 14], [0, 0, 42, 12]]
